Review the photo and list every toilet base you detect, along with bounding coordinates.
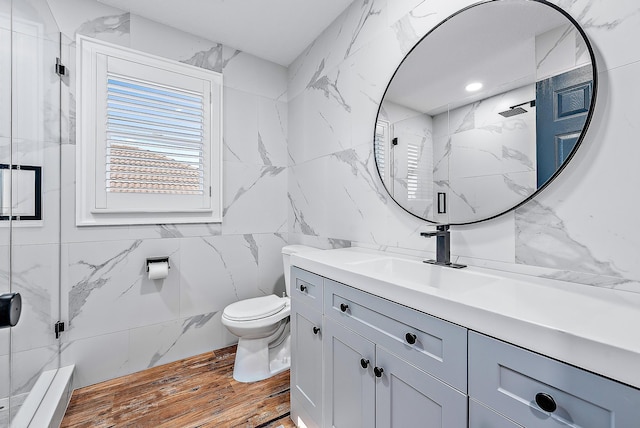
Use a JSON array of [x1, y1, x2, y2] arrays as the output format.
[[232, 322, 291, 383]]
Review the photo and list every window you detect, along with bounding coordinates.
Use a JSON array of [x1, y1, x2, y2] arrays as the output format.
[[76, 36, 222, 226]]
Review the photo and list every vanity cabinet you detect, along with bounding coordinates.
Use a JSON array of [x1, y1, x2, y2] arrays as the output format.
[[468, 331, 640, 428], [290, 265, 640, 428], [290, 267, 324, 428]]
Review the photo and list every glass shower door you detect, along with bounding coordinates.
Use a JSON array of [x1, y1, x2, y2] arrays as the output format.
[[1, 0, 62, 425]]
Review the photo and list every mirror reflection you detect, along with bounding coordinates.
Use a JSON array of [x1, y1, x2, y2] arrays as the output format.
[[375, 0, 595, 224]]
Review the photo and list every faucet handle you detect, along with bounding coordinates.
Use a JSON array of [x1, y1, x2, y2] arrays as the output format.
[[420, 225, 449, 237]]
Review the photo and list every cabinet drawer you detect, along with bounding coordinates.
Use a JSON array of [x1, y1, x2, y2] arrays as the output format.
[[324, 279, 467, 392], [470, 399, 523, 428], [469, 331, 640, 428], [291, 266, 323, 312]]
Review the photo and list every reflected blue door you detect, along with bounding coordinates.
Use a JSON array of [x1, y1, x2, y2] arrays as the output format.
[[536, 65, 593, 187]]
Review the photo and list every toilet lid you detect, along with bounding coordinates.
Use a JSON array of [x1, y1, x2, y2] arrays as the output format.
[[223, 295, 287, 321]]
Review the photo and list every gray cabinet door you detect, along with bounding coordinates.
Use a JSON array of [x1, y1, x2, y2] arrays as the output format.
[[291, 301, 323, 428], [375, 347, 468, 428], [323, 317, 376, 428]]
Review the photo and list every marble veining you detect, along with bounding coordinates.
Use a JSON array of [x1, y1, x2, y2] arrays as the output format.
[[515, 200, 621, 277], [244, 234, 260, 269], [306, 60, 352, 113], [503, 174, 535, 198], [75, 13, 130, 38], [180, 45, 225, 73], [331, 147, 388, 204], [69, 240, 142, 322], [343, 0, 384, 60], [223, 166, 285, 217], [200, 238, 241, 301], [288, 193, 318, 237], [258, 133, 274, 166], [147, 311, 218, 368]]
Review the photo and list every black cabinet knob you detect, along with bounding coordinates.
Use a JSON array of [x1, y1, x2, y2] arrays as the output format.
[[535, 392, 557, 413], [360, 358, 370, 369], [299, 284, 307, 292], [340, 303, 349, 312], [405, 333, 417, 345], [312, 326, 320, 335], [374, 367, 384, 378]]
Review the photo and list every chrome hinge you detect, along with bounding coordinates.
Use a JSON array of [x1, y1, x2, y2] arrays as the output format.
[[55, 58, 66, 77], [54, 321, 65, 339]]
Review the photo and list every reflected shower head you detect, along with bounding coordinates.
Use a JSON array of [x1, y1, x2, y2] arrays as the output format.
[[498, 100, 536, 117], [498, 107, 527, 117]]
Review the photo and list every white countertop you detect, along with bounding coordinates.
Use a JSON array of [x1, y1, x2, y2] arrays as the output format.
[[291, 247, 640, 389]]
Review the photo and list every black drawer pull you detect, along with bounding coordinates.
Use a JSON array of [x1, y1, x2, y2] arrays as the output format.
[[340, 303, 349, 312], [535, 392, 557, 413], [405, 333, 417, 344], [374, 367, 384, 378], [299, 284, 307, 292], [312, 326, 320, 335], [360, 358, 370, 369]]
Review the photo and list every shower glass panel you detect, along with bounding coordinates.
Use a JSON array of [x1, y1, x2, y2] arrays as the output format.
[[1, 0, 62, 425]]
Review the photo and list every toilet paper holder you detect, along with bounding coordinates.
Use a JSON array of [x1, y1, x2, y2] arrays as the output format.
[[146, 257, 170, 272]]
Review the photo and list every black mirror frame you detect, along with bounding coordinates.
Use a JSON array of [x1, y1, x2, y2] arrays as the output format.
[[374, 0, 598, 226]]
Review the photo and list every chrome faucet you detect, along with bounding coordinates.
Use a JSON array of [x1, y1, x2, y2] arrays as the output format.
[[420, 225, 466, 269]]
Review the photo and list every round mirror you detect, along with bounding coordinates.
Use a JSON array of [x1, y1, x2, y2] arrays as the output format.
[[374, 0, 597, 225]]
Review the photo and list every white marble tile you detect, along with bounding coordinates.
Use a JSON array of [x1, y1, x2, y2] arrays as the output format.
[[0, 354, 8, 399], [179, 235, 260, 318], [0, 245, 8, 293], [255, 233, 288, 297], [288, 158, 328, 237], [7, 244, 58, 353], [287, 233, 351, 251], [12, 0, 60, 42], [549, 0, 640, 72], [47, 0, 130, 45], [223, 47, 287, 102], [222, 162, 287, 235], [11, 32, 60, 146], [128, 311, 234, 373], [0, 29, 9, 140], [258, 98, 289, 167], [223, 87, 259, 164], [64, 238, 181, 340], [10, 345, 58, 395], [292, 60, 354, 164], [60, 331, 130, 389], [322, 143, 395, 246], [129, 14, 224, 72]]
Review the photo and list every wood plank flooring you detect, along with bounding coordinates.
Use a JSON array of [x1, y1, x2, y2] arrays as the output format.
[[61, 345, 296, 428]]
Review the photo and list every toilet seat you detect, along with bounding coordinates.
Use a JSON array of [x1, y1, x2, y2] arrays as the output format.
[[223, 295, 287, 321]]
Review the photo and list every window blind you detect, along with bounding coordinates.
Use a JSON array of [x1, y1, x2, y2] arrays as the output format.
[[105, 75, 205, 195], [374, 121, 387, 178]]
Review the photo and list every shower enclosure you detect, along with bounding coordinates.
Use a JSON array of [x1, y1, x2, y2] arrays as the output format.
[[1, 0, 70, 425]]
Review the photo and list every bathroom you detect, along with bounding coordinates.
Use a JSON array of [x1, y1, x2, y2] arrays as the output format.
[[1, 0, 639, 426]]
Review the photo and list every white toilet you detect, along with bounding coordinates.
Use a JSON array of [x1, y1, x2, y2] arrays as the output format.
[[222, 244, 318, 383]]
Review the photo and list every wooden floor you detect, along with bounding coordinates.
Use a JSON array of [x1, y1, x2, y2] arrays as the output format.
[[61, 345, 296, 428]]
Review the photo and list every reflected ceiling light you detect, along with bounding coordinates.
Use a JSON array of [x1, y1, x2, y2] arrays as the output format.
[[465, 82, 483, 92]]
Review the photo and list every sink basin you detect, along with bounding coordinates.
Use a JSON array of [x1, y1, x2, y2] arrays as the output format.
[[346, 257, 501, 290]]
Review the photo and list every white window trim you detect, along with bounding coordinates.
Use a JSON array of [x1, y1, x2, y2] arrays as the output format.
[[76, 35, 223, 226]]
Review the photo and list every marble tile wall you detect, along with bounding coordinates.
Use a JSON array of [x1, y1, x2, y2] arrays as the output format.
[[42, 0, 290, 389], [287, 0, 640, 294]]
